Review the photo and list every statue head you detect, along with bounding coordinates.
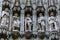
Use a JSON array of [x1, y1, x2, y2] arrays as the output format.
[[5, 8, 9, 12], [14, 12, 18, 17], [26, 13, 30, 17], [39, 13, 43, 17], [50, 12, 54, 16]]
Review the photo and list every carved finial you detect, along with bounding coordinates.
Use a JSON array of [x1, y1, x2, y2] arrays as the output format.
[[48, 0, 55, 6], [26, 0, 31, 6], [38, 0, 43, 6], [14, 0, 20, 6]]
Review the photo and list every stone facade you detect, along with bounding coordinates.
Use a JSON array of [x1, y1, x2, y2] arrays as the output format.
[[0, 0, 60, 40]]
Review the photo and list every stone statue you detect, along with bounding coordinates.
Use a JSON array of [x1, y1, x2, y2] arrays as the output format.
[[38, 13, 45, 32], [25, 13, 32, 32], [1, 8, 9, 34], [48, 12, 58, 31], [12, 13, 20, 31]]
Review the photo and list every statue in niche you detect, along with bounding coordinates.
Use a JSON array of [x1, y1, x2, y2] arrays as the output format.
[[38, 13, 45, 32], [1, 8, 9, 34], [12, 12, 20, 31], [48, 12, 58, 31], [25, 13, 32, 32], [12, 0, 20, 32]]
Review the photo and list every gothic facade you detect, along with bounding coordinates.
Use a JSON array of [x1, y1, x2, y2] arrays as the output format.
[[0, 0, 60, 40]]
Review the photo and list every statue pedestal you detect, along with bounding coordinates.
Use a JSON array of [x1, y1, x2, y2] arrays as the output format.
[[25, 31, 32, 39]]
